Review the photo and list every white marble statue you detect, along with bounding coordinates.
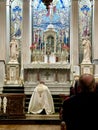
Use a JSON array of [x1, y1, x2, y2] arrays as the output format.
[[49, 53, 56, 63], [81, 37, 91, 64], [10, 38, 18, 62]]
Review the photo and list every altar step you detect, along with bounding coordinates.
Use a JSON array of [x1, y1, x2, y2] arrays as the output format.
[[0, 114, 60, 125], [3, 85, 24, 93], [25, 94, 63, 113], [24, 82, 71, 95], [2, 86, 63, 114]]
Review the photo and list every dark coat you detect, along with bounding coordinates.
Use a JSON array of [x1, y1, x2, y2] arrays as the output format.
[[62, 92, 98, 130]]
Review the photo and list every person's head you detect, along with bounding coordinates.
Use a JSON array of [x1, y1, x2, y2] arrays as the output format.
[[39, 81, 45, 84], [79, 73, 96, 93]]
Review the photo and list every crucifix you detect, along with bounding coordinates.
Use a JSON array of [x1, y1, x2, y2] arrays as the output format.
[[45, 71, 50, 80]]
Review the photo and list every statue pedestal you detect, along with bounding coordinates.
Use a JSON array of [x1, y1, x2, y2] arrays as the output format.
[[80, 64, 94, 75], [5, 62, 20, 85]]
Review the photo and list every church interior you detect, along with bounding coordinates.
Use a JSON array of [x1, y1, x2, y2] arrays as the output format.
[[0, 0, 98, 129]]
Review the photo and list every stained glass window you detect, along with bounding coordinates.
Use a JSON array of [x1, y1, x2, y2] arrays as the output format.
[[32, 0, 71, 62], [79, 0, 93, 63], [10, 0, 23, 40]]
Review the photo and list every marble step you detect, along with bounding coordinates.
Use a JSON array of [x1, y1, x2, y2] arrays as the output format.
[[3, 85, 24, 93], [0, 114, 60, 125], [26, 113, 59, 120], [25, 95, 62, 113]]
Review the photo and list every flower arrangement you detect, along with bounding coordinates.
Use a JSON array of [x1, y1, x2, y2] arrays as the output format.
[[62, 44, 69, 51], [30, 43, 36, 50]]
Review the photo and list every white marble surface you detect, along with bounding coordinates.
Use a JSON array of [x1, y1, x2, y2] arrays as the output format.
[[0, 61, 5, 89]]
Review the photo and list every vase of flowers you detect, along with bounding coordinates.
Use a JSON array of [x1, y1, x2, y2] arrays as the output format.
[[30, 43, 37, 53], [62, 44, 69, 51], [30, 43, 36, 50]]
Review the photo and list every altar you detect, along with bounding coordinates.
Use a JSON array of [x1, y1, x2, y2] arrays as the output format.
[[24, 63, 71, 95], [24, 23, 71, 95]]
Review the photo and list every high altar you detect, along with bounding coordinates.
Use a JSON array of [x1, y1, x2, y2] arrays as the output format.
[[0, 0, 98, 97], [24, 23, 71, 95]]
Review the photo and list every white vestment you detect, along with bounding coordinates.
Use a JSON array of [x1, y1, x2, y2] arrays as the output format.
[[28, 83, 55, 115]]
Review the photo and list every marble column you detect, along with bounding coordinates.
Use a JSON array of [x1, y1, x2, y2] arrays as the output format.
[[93, 0, 98, 60], [21, 0, 32, 65], [70, 0, 79, 79], [20, 0, 32, 80], [0, 0, 8, 62], [93, 0, 98, 77], [0, 1, 7, 93]]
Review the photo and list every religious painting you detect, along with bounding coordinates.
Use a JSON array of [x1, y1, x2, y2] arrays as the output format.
[[32, 0, 71, 63], [78, 0, 93, 63], [10, 0, 23, 40]]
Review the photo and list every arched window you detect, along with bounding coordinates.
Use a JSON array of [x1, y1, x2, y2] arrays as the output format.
[[10, 0, 23, 40], [79, 0, 94, 63], [32, 0, 71, 63], [10, 0, 23, 62]]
